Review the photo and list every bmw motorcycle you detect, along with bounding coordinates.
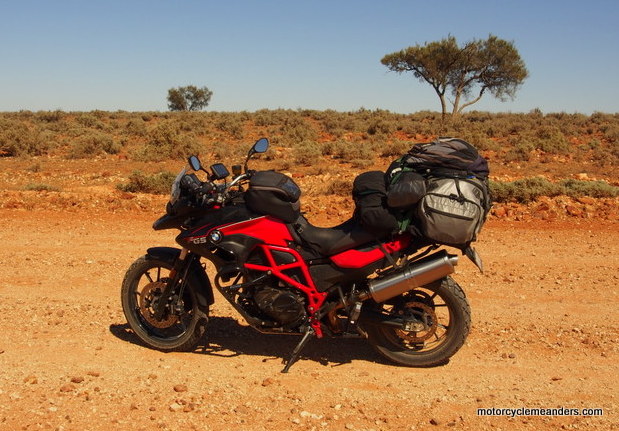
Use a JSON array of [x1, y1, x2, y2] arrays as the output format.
[[121, 138, 471, 372]]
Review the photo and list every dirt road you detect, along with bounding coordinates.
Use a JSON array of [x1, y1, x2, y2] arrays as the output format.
[[0, 209, 616, 431]]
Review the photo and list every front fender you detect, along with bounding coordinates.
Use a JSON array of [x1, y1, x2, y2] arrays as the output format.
[[146, 247, 215, 308]]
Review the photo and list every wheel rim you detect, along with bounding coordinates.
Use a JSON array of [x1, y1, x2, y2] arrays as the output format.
[[378, 286, 453, 353], [128, 263, 196, 342]]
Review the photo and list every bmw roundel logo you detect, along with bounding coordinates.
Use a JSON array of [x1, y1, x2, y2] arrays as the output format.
[[209, 230, 223, 243]]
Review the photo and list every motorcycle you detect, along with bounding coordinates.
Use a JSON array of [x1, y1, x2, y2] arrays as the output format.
[[121, 138, 471, 372]]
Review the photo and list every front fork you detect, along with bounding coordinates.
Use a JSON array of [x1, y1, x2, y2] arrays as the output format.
[[153, 248, 192, 320]]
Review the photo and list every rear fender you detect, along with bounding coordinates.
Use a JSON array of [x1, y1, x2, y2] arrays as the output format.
[[146, 247, 214, 309]]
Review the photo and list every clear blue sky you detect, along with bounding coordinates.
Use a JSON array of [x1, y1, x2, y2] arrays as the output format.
[[1, 0, 618, 114]]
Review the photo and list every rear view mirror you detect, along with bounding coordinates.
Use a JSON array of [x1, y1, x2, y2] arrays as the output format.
[[253, 138, 269, 154], [188, 155, 202, 171], [245, 138, 269, 172]]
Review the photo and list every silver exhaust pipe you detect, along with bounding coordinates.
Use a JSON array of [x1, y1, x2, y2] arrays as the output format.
[[364, 250, 458, 303]]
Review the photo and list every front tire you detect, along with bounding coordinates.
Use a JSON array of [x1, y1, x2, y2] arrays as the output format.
[[362, 276, 470, 367], [121, 254, 208, 351]]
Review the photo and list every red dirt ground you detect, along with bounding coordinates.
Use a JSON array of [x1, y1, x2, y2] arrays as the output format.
[[0, 204, 617, 431]]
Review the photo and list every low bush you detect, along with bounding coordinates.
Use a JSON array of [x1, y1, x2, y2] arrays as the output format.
[[321, 178, 351, 196], [116, 170, 176, 194], [558, 179, 619, 199], [133, 122, 201, 161], [68, 132, 122, 159], [0, 121, 50, 156], [490, 177, 619, 203], [292, 140, 322, 166], [23, 183, 61, 192]]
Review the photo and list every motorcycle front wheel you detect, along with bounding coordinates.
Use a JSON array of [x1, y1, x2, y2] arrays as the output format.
[[362, 276, 470, 367], [121, 254, 208, 352]]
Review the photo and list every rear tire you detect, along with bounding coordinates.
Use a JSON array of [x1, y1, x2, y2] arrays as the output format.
[[121, 255, 208, 351], [362, 276, 470, 367]]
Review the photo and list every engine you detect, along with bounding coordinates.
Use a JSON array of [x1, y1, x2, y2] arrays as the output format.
[[252, 286, 307, 329]]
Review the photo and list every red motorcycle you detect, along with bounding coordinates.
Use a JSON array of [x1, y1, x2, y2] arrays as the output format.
[[121, 138, 471, 372]]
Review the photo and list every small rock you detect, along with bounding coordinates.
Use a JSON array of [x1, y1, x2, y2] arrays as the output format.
[[169, 402, 183, 412], [23, 375, 38, 384], [577, 196, 596, 205], [173, 384, 188, 393], [71, 376, 84, 384], [59, 383, 75, 393], [345, 424, 355, 430], [551, 376, 563, 381], [261, 378, 275, 387], [87, 371, 100, 377], [493, 206, 507, 218], [508, 353, 517, 359], [565, 205, 583, 217], [430, 418, 441, 426]]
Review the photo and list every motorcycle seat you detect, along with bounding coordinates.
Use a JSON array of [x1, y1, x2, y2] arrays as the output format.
[[291, 216, 378, 257]]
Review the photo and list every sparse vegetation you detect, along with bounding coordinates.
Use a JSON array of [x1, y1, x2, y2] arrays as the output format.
[[490, 177, 619, 203], [23, 183, 61, 192], [116, 170, 177, 194], [0, 109, 618, 206]]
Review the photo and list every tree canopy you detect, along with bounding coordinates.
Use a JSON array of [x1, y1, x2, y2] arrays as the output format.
[[167, 85, 213, 111], [381, 35, 528, 119]]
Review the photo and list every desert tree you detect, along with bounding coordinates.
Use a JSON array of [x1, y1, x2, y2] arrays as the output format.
[[167, 85, 213, 111], [381, 35, 528, 120]]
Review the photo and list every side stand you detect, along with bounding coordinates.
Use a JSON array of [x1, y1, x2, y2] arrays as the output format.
[[281, 326, 315, 373]]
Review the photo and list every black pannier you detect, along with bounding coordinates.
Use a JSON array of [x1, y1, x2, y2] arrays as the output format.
[[245, 171, 301, 223], [352, 171, 399, 237], [400, 137, 489, 179], [386, 170, 426, 209], [385, 137, 491, 248]]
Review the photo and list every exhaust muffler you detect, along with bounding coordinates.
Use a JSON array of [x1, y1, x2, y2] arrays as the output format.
[[362, 250, 458, 303]]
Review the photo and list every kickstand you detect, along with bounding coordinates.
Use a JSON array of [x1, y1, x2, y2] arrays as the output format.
[[281, 327, 315, 373]]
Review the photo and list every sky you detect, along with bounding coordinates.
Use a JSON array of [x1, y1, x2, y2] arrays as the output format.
[[1, 0, 618, 114]]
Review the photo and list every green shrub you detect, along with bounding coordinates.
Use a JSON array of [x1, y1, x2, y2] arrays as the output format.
[[322, 178, 351, 196], [379, 140, 411, 157], [558, 179, 618, 198], [68, 132, 121, 158], [292, 140, 322, 165], [116, 170, 176, 194], [23, 183, 61, 192], [490, 177, 619, 203], [490, 177, 559, 203], [134, 122, 201, 161], [76, 113, 105, 129], [0, 121, 50, 156], [504, 141, 535, 162], [216, 115, 245, 139], [350, 158, 374, 169], [279, 116, 318, 147], [125, 119, 148, 137]]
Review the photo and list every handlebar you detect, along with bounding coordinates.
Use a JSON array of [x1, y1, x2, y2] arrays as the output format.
[[179, 172, 251, 208]]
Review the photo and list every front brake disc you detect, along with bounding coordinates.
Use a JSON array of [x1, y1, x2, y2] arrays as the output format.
[[139, 281, 178, 329]]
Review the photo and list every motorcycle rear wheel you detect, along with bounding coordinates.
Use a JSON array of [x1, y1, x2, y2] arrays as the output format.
[[362, 276, 470, 367], [121, 255, 208, 352]]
